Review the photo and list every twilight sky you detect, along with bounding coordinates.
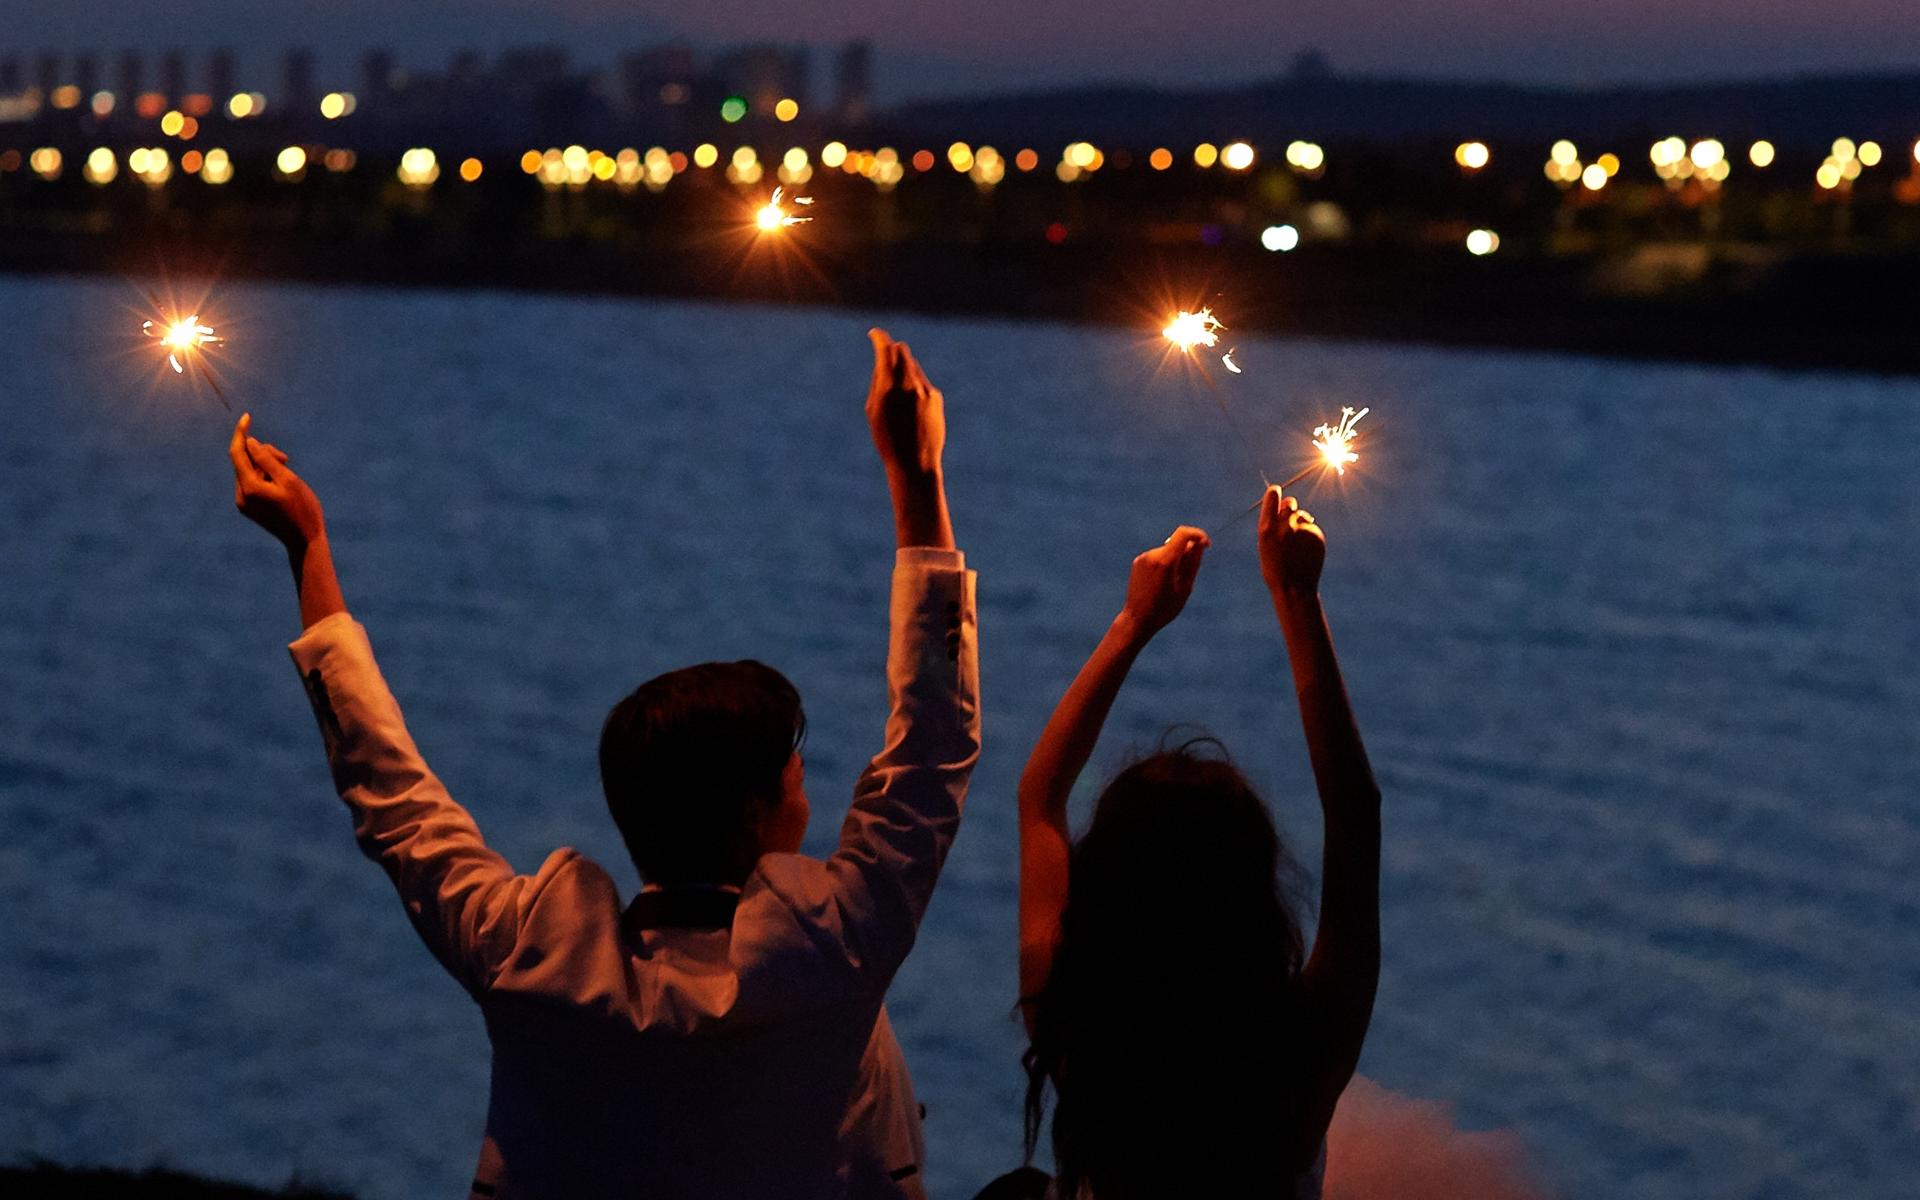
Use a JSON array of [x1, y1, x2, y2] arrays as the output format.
[[10, 0, 1920, 101]]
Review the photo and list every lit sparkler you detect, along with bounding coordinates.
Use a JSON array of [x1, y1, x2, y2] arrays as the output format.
[[1213, 406, 1373, 533], [1307, 405, 1368, 477], [1163, 307, 1223, 353], [1162, 306, 1244, 375], [755, 186, 813, 231], [141, 307, 230, 410]]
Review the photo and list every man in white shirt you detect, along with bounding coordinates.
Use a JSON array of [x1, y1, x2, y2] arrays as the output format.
[[228, 329, 978, 1199]]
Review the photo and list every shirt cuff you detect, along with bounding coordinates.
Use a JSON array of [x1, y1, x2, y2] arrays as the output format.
[[288, 610, 360, 667], [895, 547, 965, 572]]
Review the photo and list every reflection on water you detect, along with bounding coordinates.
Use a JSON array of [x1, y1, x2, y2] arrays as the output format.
[[0, 276, 1915, 1198]]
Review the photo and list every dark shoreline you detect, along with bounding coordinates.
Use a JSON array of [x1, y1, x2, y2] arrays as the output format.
[[0, 1164, 352, 1199], [8, 228, 1919, 378]]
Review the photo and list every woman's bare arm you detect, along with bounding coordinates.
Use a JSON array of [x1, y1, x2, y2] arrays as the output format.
[[1017, 526, 1208, 1030], [229, 413, 346, 630], [1258, 486, 1382, 1160]]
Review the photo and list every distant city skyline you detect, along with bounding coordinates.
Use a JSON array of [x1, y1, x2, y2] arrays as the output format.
[[5, 0, 1920, 105]]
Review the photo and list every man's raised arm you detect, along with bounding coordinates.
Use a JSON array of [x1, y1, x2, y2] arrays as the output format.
[[231, 415, 552, 994], [807, 331, 979, 988]]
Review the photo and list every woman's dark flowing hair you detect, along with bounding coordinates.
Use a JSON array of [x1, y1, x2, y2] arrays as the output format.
[[1022, 737, 1312, 1199]]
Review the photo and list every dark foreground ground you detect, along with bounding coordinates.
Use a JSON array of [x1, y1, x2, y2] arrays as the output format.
[[0, 1165, 351, 1199]]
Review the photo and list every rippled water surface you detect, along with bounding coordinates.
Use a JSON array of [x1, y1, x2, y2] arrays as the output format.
[[1, 275, 1915, 1198]]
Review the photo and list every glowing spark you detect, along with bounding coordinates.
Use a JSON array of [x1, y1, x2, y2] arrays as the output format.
[[1311, 406, 1369, 475], [143, 315, 222, 375], [755, 185, 812, 231], [1221, 348, 1241, 374], [141, 308, 231, 409], [1163, 307, 1223, 353]]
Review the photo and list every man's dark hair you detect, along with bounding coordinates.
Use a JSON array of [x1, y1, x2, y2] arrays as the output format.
[[599, 661, 805, 885]]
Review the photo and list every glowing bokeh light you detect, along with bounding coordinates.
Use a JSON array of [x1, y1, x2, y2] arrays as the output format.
[[1261, 224, 1300, 252]]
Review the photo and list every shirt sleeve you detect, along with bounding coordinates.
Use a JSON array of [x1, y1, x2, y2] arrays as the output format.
[[289, 612, 557, 995], [780, 547, 979, 992]]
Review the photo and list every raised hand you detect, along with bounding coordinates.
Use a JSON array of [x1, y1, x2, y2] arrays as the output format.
[[866, 328, 954, 550], [866, 327, 946, 480], [1258, 486, 1325, 600], [1121, 526, 1209, 640], [229, 413, 326, 550]]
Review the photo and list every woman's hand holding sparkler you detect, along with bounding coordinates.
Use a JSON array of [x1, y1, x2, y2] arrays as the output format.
[[228, 413, 345, 630], [867, 328, 954, 551], [1117, 526, 1209, 644], [1258, 486, 1325, 602]]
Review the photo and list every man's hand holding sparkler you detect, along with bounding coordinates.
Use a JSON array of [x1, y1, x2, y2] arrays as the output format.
[[1259, 486, 1325, 603], [229, 413, 345, 630], [1116, 526, 1209, 646], [867, 328, 954, 551]]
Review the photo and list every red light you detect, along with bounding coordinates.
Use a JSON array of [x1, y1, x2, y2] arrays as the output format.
[[1044, 222, 1068, 245]]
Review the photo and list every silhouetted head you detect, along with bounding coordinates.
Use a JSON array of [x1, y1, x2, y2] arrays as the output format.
[[599, 661, 808, 887], [1023, 737, 1311, 1198]]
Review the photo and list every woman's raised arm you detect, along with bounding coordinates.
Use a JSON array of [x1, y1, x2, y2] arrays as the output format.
[[1017, 526, 1208, 1026]]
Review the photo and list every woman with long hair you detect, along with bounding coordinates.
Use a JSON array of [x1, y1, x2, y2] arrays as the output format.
[[1014, 487, 1381, 1199]]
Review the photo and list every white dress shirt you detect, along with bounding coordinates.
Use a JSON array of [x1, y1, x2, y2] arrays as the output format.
[[288, 549, 979, 1199]]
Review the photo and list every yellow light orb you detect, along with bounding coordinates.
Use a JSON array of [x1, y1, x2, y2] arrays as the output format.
[[821, 141, 847, 168], [1455, 141, 1490, 170], [1581, 163, 1607, 190], [694, 143, 719, 169], [84, 146, 117, 184], [1859, 140, 1883, 167], [1749, 140, 1775, 168], [320, 92, 347, 120], [774, 97, 799, 122], [1831, 137, 1857, 162], [1193, 142, 1218, 168], [1689, 139, 1725, 170], [1466, 228, 1499, 256], [276, 145, 307, 176], [1550, 139, 1578, 165], [160, 110, 185, 137], [1221, 141, 1255, 170], [1597, 152, 1620, 176], [460, 157, 483, 182], [226, 92, 253, 119]]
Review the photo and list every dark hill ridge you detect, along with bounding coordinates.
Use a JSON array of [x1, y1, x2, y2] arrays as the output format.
[[880, 70, 1920, 149]]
